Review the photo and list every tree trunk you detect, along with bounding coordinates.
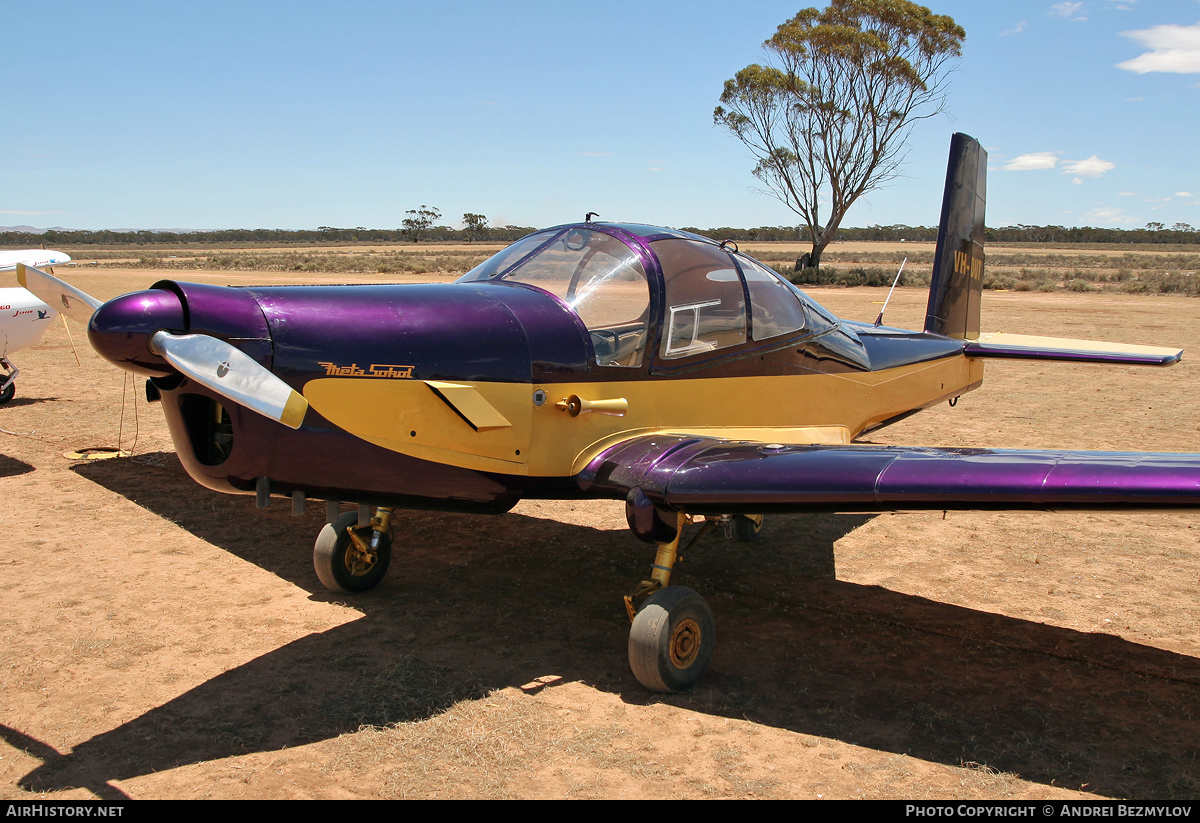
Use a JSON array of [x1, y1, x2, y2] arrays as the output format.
[[793, 246, 823, 272]]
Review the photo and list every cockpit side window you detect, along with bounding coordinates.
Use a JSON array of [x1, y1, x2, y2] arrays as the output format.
[[467, 228, 651, 368], [736, 256, 809, 341], [652, 239, 747, 359]]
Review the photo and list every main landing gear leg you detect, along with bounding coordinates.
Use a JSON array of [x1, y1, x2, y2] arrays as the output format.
[[625, 510, 715, 693], [314, 505, 394, 593]]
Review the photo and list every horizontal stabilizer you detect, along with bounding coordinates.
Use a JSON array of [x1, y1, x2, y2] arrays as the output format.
[[966, 332, 1181, 365]]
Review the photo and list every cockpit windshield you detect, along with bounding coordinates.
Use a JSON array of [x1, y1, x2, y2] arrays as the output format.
[[458, 228, 651, 368]]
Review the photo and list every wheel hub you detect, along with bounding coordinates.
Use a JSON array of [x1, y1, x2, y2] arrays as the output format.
[[669, 617, 702, 669], [343, 539, 377, 576]]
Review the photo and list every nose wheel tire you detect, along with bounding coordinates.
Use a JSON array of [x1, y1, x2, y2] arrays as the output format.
[[628, 586, 715, 693], [314, 511, 392, 593], [0, 381, 14, 405]]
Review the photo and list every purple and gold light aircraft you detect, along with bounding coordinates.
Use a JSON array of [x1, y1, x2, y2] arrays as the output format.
[[18, 134, 1200, 692]]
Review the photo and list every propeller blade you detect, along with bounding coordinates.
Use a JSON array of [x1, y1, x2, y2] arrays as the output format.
[[16, 263, 102, 325], [149, 331, 308, 429]]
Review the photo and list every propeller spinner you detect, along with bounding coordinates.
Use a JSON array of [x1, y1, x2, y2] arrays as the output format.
[[16, 263, 308, 430]]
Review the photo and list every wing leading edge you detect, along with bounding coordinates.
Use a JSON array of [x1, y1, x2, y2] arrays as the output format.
[[579, 435, 1200, 515]]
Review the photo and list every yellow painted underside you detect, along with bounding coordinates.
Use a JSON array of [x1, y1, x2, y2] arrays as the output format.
[[303, 354, 982, 477]]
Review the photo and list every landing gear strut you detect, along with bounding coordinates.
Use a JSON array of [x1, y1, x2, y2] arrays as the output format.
[[622, 504, 768, 692], [313, 507, 393, 593], [624, 509, 716, 693]]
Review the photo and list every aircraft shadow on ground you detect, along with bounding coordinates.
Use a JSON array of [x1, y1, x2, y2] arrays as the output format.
[[29, 452, 1198, 798], [0, 396, 60, 410], [0, 453, 34, 477]]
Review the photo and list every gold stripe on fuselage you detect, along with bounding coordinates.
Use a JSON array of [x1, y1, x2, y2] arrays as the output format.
[[302, 354, 983, 478]]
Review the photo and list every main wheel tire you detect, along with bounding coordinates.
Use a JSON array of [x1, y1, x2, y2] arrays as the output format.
[[733, 514, 763, 542], [0, 381, 14, 405], [628, 586, 715, 693], [314, 511, 392, 593]]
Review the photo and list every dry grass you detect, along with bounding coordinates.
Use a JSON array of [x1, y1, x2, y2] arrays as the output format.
[[53, 239, 1200, 295], [79, 248, 497, 277], [4, 271, 1200, 800], [739, 242, 1200, 295]]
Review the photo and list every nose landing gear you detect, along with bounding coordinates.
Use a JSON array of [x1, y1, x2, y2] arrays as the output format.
[[314, 507, 394, 593]]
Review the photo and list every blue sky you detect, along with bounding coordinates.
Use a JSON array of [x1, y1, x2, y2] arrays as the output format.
[[3, 0, 1198, 232]]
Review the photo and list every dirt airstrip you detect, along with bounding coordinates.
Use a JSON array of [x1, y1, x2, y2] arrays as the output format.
[[2, 269, 1199, 799]]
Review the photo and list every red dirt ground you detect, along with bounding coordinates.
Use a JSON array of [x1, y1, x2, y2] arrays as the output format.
[[2, 272, 1198, 799]]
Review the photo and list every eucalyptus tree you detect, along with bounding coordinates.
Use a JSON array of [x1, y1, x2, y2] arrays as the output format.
[[402, 205, 442, 242], [714, 1, 965, 270], [462, 213, 489, 242]]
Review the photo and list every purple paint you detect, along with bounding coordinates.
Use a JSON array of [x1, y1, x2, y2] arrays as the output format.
[[87, 289, 185, 376], [78, 221, 1200, 520], [583, 438, 1200, 513]]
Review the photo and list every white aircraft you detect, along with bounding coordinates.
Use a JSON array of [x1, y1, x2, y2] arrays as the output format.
[[0, 250, 71, 403], [0, 249, 71, 272]]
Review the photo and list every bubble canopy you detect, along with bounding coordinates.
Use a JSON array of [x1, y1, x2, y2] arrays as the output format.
[[458, 223, 817, 368]]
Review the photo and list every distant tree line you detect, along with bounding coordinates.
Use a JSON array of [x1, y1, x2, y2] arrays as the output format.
[[0, 223, 536, 247], [2, 221, 1196, 248], [682, 222, 1200, 246]]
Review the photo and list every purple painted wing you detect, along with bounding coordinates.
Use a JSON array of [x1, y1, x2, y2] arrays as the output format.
[[580, 435, 1200, 514]]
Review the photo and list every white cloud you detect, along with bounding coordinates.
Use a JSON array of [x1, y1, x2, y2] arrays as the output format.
[[1176, 191, 1194, 197], [1117, 23, 1200, 73], [1061, 155, 1116, 178], [1050, 2, 1087, 21], [1003, 152, 1059, 170], [1000, 20, 1027, 36], [1088, 206, 1137, 224]]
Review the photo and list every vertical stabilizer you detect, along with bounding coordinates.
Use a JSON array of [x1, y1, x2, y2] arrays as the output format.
[[925, 133, 986, 340]]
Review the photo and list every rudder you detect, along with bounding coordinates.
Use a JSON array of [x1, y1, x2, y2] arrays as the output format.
[[925, 133, 986, 340]]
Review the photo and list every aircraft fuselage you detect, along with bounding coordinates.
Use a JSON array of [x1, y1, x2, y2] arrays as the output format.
[[90, 278, 983, 513]]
